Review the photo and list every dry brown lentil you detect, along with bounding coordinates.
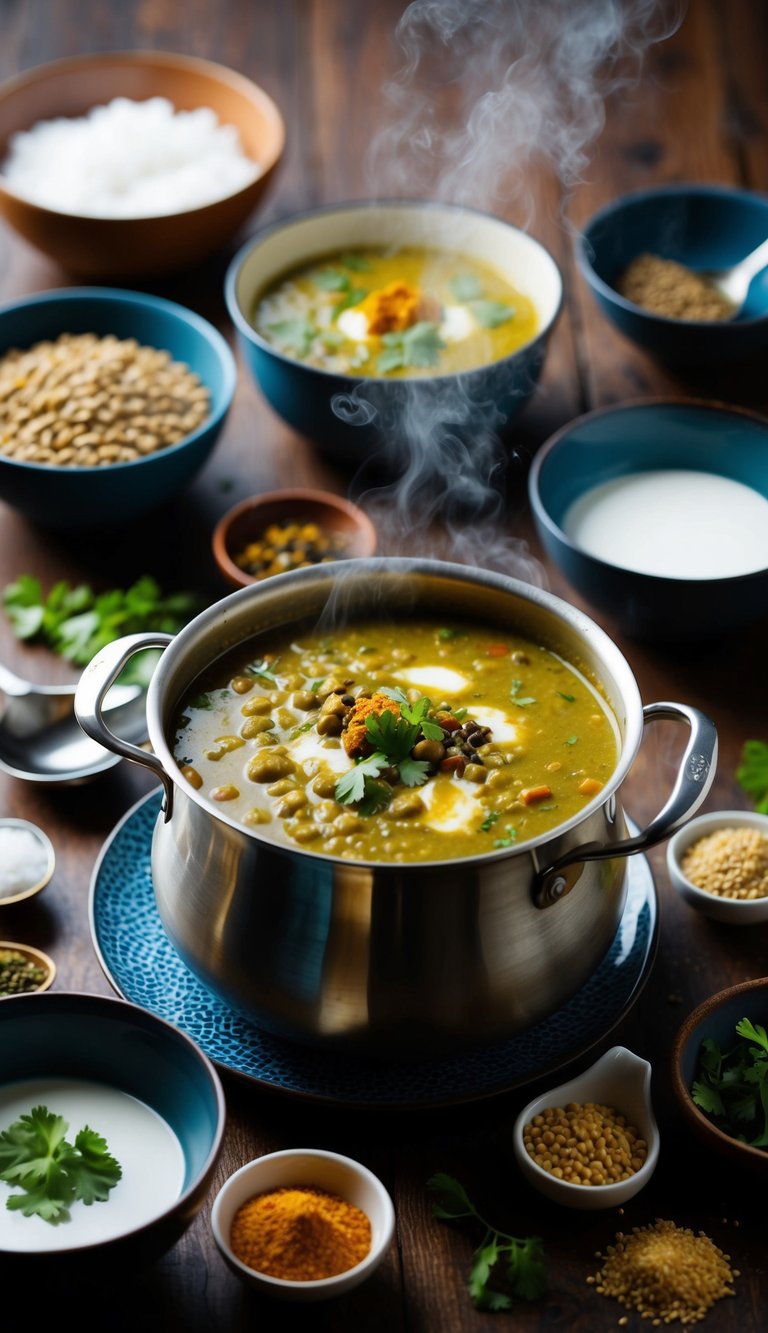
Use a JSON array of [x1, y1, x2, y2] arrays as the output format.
[[588, 1218, 737, 1326], [0, 332, 210, 466], [523, 1100, 647, 1185], [234, 519, 351, 579], [616, 253, 734, 320], [680, 826, 768, 899]]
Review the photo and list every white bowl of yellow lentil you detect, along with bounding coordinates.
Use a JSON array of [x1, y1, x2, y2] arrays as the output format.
[[666, 809, 768, 923], [512, 1044, 660, 1209], [210, 1147, 395, 1301]]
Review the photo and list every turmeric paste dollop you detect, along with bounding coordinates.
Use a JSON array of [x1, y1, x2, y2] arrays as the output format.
[[359, 280, 440, 334]]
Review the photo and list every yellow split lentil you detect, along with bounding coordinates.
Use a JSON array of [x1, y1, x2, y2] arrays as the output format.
[[680, 826, 768, 899], [588, 1217, 738, 1326], [522, 1101, 647, 1185]]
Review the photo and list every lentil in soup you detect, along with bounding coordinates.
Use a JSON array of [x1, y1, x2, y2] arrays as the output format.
[[173, 619, 619, 863], [251, 247, 538, 378]]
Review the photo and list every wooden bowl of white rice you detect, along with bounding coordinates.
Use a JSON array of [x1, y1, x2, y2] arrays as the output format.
[[0, 50, 285, 279]]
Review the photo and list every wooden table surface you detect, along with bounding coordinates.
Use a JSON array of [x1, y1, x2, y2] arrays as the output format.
[[1, 2, 767, 1328]]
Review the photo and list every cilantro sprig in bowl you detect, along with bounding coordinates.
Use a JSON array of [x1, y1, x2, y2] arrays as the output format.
[[0, 991, 225, 1277], [224, 200, 563, 466], [671, 977, 768, 1174]]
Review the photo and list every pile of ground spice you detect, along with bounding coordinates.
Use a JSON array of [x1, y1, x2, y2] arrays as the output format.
[[616, 253, 734, 321], [229, 1184, 371, 1281], [587, 1217, 738, 1326], [681, 826, 768, 900]]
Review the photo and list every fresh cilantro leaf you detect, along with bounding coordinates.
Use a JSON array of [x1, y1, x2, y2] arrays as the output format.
[[376, 321, 445, 373], [335, 752, 387, 805], [557, 692, 576, 702], [736, 740, 768, 814], [398, 757, 430, 787], [449, 272, 484, 301], [427, 1172, 545, 1310], [565, 735, 578, 746], [493, 826, 518, 848], [514, 697, 537, 708], [481, 811, 500, 832], [246, 660, 279, 684], [470, 298, 515, 328], [357, 778, 393, 815], [340, 253, 372, 271], [437, 627, 461, 641], [313, 267, 350, 291], [0, 1105, 121, 1225], [379, 686, 410, 706], [366, 709, 418, 762], [737, 1017, 768, 1054], [510, 680, 523, 697], [692, 1020, 768, 1147], [333, 286, 367, 318], [267, 317, 316, 356]]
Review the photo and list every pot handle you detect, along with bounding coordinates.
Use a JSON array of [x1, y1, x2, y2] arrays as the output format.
[[532, 701, 717, 908], [74, 632, 176, 820]]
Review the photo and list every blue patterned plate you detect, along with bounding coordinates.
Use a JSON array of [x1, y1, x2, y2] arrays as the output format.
[[89, 789, 658, 1109]]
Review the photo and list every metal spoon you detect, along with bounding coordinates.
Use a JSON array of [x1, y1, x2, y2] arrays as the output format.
[[700, 235, 768, 314], [0, 661, 148, 785]]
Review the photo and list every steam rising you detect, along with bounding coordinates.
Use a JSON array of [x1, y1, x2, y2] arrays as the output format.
[[337, 0, 685, 582]]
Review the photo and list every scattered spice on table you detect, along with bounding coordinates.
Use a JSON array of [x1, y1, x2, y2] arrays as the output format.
[[229, 1184, 371, 1280], [587, 1217, 738, 1326], [522, 1101, 647, 1185], [681, 826, 768, 899], [234, 519, 351, 578], [0, 824, 50, 898], [0, 949, 47, 996], [616, 252, 734, 321]]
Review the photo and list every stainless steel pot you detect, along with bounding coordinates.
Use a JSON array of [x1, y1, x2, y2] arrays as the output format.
[[75, 559, 717, 1059]]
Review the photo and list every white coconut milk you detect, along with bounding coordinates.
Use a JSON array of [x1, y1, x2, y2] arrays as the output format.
[[563, 469, 768, 579], [0, 1077, 186, 1252]]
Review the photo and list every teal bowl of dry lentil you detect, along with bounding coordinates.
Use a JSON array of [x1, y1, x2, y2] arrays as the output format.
[[577, 183, 768, 367], [0, 286, 236, 529], [211, 487, 378, 588]]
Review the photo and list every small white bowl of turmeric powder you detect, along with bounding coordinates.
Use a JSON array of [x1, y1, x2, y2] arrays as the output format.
[[210, 1147, 395, 1301], [667, 810, 768, 924]]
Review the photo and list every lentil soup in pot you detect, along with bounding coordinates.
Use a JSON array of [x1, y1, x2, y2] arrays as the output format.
[[173, 617, 619, 863]]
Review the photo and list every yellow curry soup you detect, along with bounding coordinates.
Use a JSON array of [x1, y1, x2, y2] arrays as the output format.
[[250, 247, 538, 379], [173, 620, 619, 864]]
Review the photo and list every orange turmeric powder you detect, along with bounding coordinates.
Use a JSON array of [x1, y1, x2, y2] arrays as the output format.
[[342, 692, 401, 758], [230, 1184, 372, 1281], [360, 280, 441, 334]]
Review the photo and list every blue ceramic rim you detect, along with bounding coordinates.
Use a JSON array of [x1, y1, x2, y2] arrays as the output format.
[[576, 182, 768, 328], [0, 51, 285, 221], [0, 286, 237, 473], [223, 197, 564, 385], [0, 988, 227, 1254], [528, 395, 768, 589]]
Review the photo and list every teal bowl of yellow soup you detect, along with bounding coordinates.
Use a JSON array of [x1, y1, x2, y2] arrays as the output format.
[[224, 201, 563, 469]]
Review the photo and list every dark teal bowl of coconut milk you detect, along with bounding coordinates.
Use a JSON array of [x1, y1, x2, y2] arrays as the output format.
[[577, 183, 768, 366], [528, 398, 768, 642]]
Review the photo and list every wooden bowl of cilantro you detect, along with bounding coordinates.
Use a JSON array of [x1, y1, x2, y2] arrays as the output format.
[[671, 977, 768, 1171]]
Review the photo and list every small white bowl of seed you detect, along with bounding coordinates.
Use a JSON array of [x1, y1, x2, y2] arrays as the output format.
[[512, 1045, 660, 1210], [0, 287, 236, 530], [666, 809, 768, 924]]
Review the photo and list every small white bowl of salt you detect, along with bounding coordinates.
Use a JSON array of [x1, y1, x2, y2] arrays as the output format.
[[0, 818, 55, 907]]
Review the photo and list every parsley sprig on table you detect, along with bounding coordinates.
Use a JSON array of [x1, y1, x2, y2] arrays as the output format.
[[427, 1172, 546, 1311], [0, 1104, 122, 1224], [736, 740, 768, 814], [2, 574, 201, 685], [334, 689, 443, 811], [692, 1017, 768, 1148]]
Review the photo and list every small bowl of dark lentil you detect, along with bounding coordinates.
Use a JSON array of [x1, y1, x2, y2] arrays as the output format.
[[0, 941, 56, 997], [211, 488, 378, 589], [512, 1045, 660, 1209]]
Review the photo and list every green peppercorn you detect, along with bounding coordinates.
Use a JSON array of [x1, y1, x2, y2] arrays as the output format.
[[0, 949, 47, 996]]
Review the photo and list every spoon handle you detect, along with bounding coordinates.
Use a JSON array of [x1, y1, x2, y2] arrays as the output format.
[[738, 235, 768, 285]]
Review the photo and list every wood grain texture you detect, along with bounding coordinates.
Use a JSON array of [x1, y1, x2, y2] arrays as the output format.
[[0, 2, 767, 1328]]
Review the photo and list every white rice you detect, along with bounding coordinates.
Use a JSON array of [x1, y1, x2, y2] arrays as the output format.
[[0, 95, 262, 217]]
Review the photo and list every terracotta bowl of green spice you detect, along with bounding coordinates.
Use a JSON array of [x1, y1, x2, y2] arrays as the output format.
[[671, 976, 768, 1174], [0, 991, 226, 1281]]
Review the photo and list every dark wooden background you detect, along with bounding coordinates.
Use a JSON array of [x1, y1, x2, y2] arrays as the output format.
[[0, 1, 767, 1328]]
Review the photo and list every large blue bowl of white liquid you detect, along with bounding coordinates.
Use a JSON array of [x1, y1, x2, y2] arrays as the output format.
[[528, 399, 768, 641]]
